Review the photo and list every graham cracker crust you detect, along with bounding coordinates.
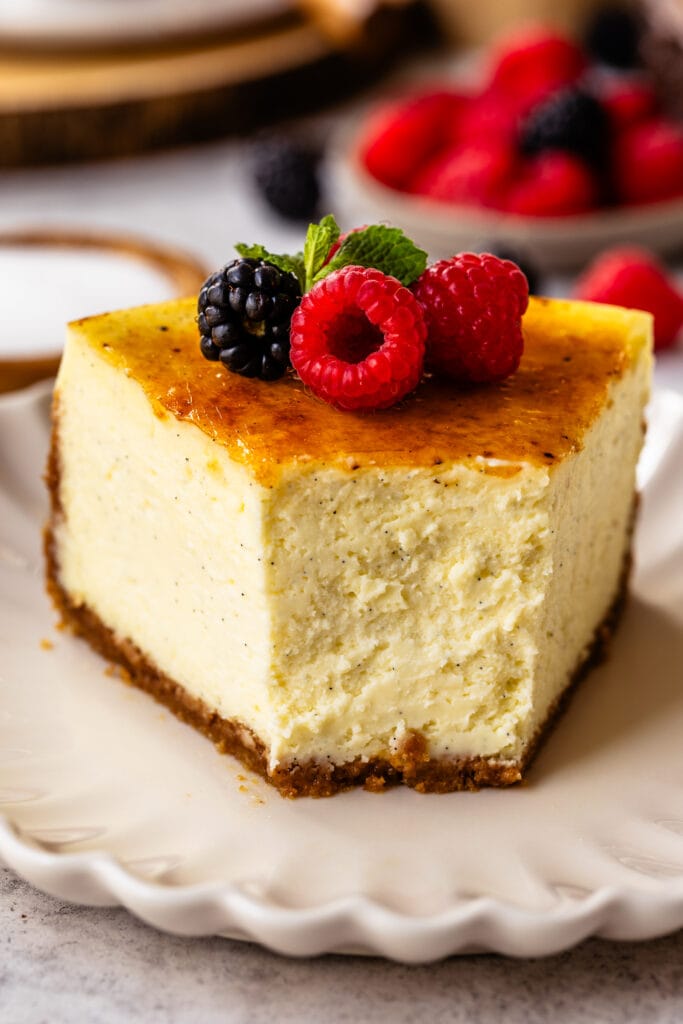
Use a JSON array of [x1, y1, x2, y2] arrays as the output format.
[[44, 411, 632, 799]]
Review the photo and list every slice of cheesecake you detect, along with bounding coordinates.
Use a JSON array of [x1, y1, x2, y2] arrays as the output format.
[[45, 296, 652, 797]]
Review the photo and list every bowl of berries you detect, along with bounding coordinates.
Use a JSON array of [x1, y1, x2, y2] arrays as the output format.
[[337, 23, 683, 271]]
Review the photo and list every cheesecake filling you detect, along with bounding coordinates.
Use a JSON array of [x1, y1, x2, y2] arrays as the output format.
[[52, 325, 649, 776]]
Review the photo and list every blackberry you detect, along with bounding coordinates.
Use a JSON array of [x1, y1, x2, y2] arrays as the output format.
[[251, 135, 321, 222], [519, 87, 610, 169], [198, 258, 301, 381], [483, 244, 542, 295], [584, 5, 641, 69]]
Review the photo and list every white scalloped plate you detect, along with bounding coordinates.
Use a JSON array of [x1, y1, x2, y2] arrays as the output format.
[[1, 381, 683, 961]]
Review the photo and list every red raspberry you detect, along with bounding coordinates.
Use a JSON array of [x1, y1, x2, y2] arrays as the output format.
[[413, 254, 529, 383], [488, 26, 586, 105], [599, 78, 658, 130], [290, 266, 427, 410], [360, 91, 464, 191], [575, 246, 683, 351], [504, 153, 598, 216], [613, 118, 683, 204], [410, 140, 516, 208]]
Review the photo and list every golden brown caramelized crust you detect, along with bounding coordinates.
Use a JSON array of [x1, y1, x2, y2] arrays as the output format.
[[67, 296, 641, 486]]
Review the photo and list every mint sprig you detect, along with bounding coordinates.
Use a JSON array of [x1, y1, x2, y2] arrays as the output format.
[[234, 242, 305, 292], [235, 216, 427, 295], [316, 225, 427, 287]]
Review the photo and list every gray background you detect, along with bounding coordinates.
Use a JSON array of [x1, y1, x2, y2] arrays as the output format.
[[3, 868, 683, 1024]]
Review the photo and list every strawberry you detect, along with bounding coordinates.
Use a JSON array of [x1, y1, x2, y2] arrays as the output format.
[[410, 141, 516, 207], [575, 246, 683, 351], [488, 25, 587, 105], [455, 90, 521, 148], [504, 153, 599, 216], [360, 91, 465, 191], [613, 118, 683, 204]]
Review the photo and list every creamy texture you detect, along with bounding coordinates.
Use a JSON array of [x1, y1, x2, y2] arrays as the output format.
[[52, 298, 652, 773]]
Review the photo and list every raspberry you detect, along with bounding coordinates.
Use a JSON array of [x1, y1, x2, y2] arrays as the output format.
[[575, 246, 683, 351], [482, 242, 542, 294], [290, 266, 426, 410], [613, 118, 683, 204], [410, 140, 516, 208], [504, 153, 598, 216], [413, 254, 529, 383], [519, 87, 610, 169], [599, 77, 657, 129], [360, 91, 464, 191], [488, 26, 587, 104]]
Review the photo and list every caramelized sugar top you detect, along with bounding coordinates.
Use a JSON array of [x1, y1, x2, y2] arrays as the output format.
[[70, 296, 649, 486]]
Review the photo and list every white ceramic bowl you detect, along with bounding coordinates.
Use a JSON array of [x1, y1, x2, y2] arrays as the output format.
[[334, 130, 683, 271], [0, 229, 207, 394]]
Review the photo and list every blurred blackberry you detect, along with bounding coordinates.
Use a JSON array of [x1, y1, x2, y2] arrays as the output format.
[[483, 244, 542, 294], [519, 87, 610, 169], [251, 135, 321, 222], [584, 5, 642, 68], [198, 258, 301, 381]]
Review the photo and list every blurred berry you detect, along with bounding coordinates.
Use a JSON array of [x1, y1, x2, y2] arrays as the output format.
[[584, 5, 642, 69], [520, 87, 610, 170], [361, 91, 464, 191], [575, 246, 683, 350], [488, 27, 587, 104], [613, 117, 683, 204], [505, 153, 599, 216], [251, 135, 321, 221]]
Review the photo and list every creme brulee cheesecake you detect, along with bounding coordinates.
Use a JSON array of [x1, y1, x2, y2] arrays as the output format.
[[45, 287, 652, 796]]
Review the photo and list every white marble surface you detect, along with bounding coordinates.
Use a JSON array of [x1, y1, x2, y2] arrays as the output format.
[[2, 125, 683, 1019], [3, 867, 683, 1024]]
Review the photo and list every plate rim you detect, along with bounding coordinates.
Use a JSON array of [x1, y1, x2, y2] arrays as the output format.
[[2, 812, 683, 959]]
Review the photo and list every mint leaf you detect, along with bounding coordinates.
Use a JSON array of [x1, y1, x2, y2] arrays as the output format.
[[235, 242, 305, 291], [303, 214, 341, 291], [314, 225, 427, 287], [235, 219, 426, 296]]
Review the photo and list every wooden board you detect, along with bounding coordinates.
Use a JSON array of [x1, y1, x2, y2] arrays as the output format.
[[0, 0, 294, 50], [0, 6, 427, 166]]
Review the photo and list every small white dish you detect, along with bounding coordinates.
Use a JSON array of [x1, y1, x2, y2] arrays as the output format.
[[1, 383, 682, 960], [335, 135, 683, 271], [0, 229, 206, 395]]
